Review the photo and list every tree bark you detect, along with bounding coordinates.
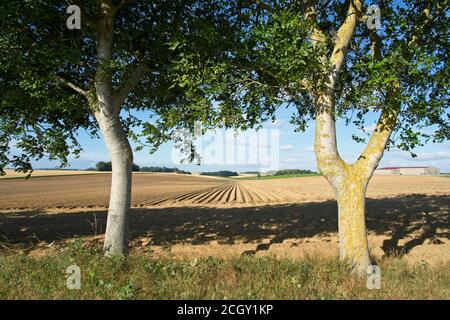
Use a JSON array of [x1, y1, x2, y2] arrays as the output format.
[[315, 103, 397, 273], [94, 1, 133, 256], [308, 0, 376, 273], [56, 1, 148, 256], [315, 113, 372, 273], [335, 171, 371, 273], [96, 112, 133, 256]]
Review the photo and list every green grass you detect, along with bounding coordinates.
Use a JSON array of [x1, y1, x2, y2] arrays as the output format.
[[234, 173, 320, 180], [0, 241, 449, 299]]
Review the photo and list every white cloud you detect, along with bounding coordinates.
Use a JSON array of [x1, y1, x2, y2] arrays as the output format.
[[388, 150, 450, 162], [280, 154, 316, 167], [265, 119, 286, 129], [281, 157, 296, 164], [381, 149, 450, 172], [76, 151, 108, 162], [363, 123, 377, 134], [280, 144, 294, 151], [303, 146, 314, 152], [410, 151, 450, 161]]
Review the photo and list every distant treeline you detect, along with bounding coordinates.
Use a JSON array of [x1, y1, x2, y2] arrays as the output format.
[[274, 169, 317, 176], [91, 161, 141, 172], [200, 171, 238, 177], [88, 163, 191, 174], [140, 166, 191, 174]]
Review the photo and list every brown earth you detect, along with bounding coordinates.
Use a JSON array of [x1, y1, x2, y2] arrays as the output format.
[[0, 174, 449, 266], [0, 169, 104, 179]]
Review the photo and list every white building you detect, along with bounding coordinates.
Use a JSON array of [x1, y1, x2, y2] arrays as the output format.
[[374, 166, 440, 176]]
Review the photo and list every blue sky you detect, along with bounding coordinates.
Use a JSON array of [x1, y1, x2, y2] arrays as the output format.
[[30, 105, 450, 173]]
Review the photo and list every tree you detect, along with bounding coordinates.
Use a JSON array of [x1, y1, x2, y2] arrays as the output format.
[[0, 0, 233, 256], [95, 161, 139, 172], [96, 161, 113, 172], [131, 163, 140, 172], [173, 0, 449, 273], [200, 171, 239, 177]]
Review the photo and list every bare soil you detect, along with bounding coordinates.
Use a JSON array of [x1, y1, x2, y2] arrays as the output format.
[[0, 174, 449, 266], [0, 169, 104, 179]]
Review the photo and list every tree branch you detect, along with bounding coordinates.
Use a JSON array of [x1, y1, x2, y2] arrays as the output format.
[[312, 1, 362, 182], [303, 0, 328, 47], [112, 61, 150, 111], [115, 0, 135, 12], [354, 27, 399, 176], [353, 1, 437, 176], [355, 105, 398, 176], [249, 0, 276, 13], [56, 76, 89, 98], [329, 0, 362, 83]]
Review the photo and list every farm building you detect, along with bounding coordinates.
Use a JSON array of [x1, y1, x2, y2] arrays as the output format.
[[374, 166, 440, 176]]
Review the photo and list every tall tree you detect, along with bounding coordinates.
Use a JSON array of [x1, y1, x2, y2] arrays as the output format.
[[173, 0, 449, 273], [0, 0, 233, 256]]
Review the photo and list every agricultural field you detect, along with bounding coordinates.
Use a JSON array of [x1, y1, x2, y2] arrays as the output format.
[[0, 169, 104, 179], [0, 173, 449, 270]]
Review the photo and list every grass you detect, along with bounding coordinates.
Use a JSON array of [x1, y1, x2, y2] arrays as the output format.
[[234, 173, 320, 180], [0, 241, 449, 299]]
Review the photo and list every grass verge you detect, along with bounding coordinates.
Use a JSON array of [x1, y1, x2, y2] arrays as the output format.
[[0, 241, 449, 299]]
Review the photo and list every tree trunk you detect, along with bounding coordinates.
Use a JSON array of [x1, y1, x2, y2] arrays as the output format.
[[96, 113, 133, 256], [308, 0, 389, 274], [314, 88, 373, 273], [334, 174, 371, 274], [92, 2, 134, 256]]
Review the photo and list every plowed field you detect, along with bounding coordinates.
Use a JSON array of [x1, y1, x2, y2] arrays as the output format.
[[1, 173, 449, 266], [1, 173, 448, 209]]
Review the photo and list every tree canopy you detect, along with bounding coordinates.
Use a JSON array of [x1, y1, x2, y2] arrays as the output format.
[[0, 0, 244, 175], [171, 0, 449, 152], [3, 1, 446, 175]]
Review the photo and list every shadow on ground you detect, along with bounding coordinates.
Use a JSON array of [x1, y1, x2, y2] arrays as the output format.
[[0, 194, 448, 256]]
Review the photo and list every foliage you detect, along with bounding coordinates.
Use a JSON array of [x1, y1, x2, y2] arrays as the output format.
[[274, 169, 317, 176], [95, 161, 140, 172], [140, 166, 191, 174], [1, 0, 448, 173], [200, 170, 238, 177], [0, 0, 247, 175], [0, 1, 97, 176], [170, 0, 449, 154]]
